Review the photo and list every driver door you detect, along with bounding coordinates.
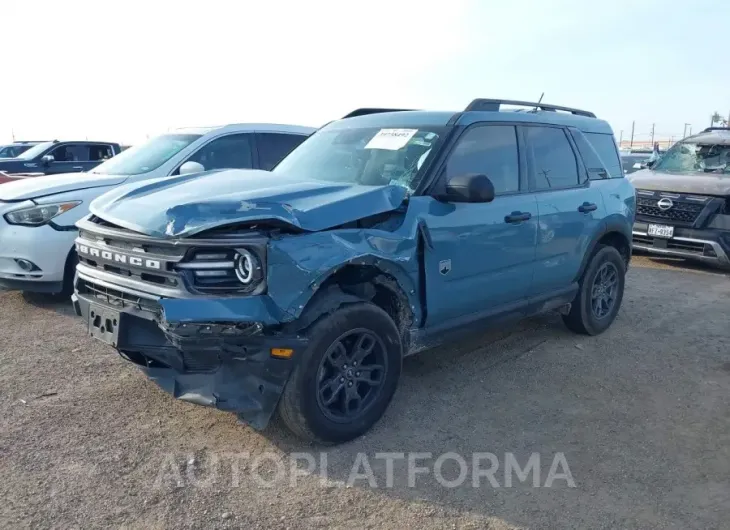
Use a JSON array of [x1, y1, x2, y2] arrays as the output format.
[[44, 144, 90, 174], [421, 125, 538, 326]]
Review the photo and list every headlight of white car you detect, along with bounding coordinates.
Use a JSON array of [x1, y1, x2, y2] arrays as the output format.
[[4, 201, 81, 226]]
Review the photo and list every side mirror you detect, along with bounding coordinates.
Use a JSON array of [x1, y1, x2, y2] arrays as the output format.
[[440, 173, 495, 203], [642, 159, 657, 169], [179, 161, 205, 175], [41, 154, 54, 165]]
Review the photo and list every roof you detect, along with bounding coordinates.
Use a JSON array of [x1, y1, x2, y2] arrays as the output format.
[[333, 99, 613, 135], [175, 123, 316, 136], [327, 111, 457, 129], [681, 128, 730, 146], [457, 110, 613, 134]]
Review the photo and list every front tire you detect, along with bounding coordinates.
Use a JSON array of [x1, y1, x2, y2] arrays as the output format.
[[278, 301, 402, 444], [563, 244, 626, 335]]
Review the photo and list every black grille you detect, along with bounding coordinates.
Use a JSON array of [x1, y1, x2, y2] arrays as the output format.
[[635, 197, 705, 225], [77, 279, 159, 313]]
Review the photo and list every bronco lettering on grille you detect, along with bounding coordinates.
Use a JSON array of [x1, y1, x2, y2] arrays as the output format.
[[77, 243, 161, 270]]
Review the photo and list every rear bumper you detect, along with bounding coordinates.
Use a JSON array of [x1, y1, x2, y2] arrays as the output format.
[[632, 221, 730, 268], [72, 286, 307, 429]]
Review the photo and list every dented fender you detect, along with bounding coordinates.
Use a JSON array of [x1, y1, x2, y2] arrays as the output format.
[[264, 201, 436, 328]]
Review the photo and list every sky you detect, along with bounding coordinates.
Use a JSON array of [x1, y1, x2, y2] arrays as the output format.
[[2, 0, 729, 146]]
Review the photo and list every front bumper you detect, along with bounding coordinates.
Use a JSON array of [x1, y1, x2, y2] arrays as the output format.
[[72, 285, 307, 429], [0, 209, 76, 292], [632, 221, 730, 268]]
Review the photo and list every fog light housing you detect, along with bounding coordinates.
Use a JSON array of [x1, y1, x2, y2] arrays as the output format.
[[15, 258, 39, 272]]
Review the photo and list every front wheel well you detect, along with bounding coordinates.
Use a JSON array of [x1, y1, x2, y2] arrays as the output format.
[[596, 231, 631, 268], [314, 264, 414, 338]]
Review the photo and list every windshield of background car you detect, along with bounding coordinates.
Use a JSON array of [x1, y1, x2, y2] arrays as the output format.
[[272, 126, 444, 192], [653, 141, 730, 174], [15, 142, 54, 160], [92, 134, 201, 175]]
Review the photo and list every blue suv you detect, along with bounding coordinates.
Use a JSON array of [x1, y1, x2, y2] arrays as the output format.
[[72, 99, 636, 444]]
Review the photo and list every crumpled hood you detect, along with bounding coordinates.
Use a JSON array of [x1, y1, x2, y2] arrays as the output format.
[[90, 169, 409, 237], [0, 172, 128, 201], [628, 169, 730, 196]]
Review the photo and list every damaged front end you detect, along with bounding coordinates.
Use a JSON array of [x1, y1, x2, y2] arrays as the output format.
[[70, 217, 313, 429], [71, 185, 423, 429], [73, 279, 308, 429]]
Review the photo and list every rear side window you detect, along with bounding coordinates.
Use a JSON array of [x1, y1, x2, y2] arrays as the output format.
[[257, 133, 308, 171], [525, 127, 579, 190], [88, 144, 115, 161], [446, 125, 520, 194], [583, 132, 623, 179]]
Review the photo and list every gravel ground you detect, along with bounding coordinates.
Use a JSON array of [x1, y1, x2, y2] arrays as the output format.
[[1, 255, 729, 529]]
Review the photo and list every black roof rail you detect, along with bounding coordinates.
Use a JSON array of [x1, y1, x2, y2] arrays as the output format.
[[342, 108, 416, 119], [465, 98, 596, 118], [701, 127, 730, 133]]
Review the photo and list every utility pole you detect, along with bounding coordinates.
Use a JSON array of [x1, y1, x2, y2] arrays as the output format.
[[11, 128, 15, 142], [683, 123, 690, 138], [629, 121, 635, 149], [650, 123, 655, 146], [619, 130, 623, 145]]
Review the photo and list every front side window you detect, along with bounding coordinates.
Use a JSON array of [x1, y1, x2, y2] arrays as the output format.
[[50, 144, 89, 162], [92, 134, 201, 175], [446, 125, 520, 194], [273, 126, 443, 191], [653, 141, 730, 174], [526, 127, 579, 190], [185, 133, 253, 171], [257, 133, 308, 171]]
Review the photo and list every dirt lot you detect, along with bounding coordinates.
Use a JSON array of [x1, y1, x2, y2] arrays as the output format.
[[1, 255, 729, 529]]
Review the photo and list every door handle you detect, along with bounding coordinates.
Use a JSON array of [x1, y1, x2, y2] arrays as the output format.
[[578, 202, 598, 213], [504, 211, 532, 223], [72, 166, 84, 171]]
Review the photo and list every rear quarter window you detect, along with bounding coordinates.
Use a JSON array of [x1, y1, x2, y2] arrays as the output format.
[[582, 132, 623, 179]]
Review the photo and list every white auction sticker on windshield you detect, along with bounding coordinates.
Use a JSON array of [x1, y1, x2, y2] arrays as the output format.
[[365, 128, 418, 150]]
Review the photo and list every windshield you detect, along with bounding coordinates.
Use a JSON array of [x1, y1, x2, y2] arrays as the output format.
[[16, 142, 54, 160], [92, 134, 201, 175], [653, 141, 730, 174], [273, 126, 444, 192]]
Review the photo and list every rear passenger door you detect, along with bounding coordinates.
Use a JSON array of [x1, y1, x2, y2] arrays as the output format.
[[254, 133, 308, 170], [524, 125, 606, 296], [573, 130, 632, 225]]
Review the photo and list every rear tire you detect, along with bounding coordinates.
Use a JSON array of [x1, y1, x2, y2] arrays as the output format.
[[278, 301, 402, 444], [563, 244, 625, 335]]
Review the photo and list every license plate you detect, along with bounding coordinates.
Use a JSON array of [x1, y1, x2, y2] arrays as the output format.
[[647, 224, 674, 238], [88, 304, 121, 347]]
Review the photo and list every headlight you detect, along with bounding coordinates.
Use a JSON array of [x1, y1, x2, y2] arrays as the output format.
[[235, 249, 260, 284], [4, 201, 81, 226], [176, 247, 265, 294]]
